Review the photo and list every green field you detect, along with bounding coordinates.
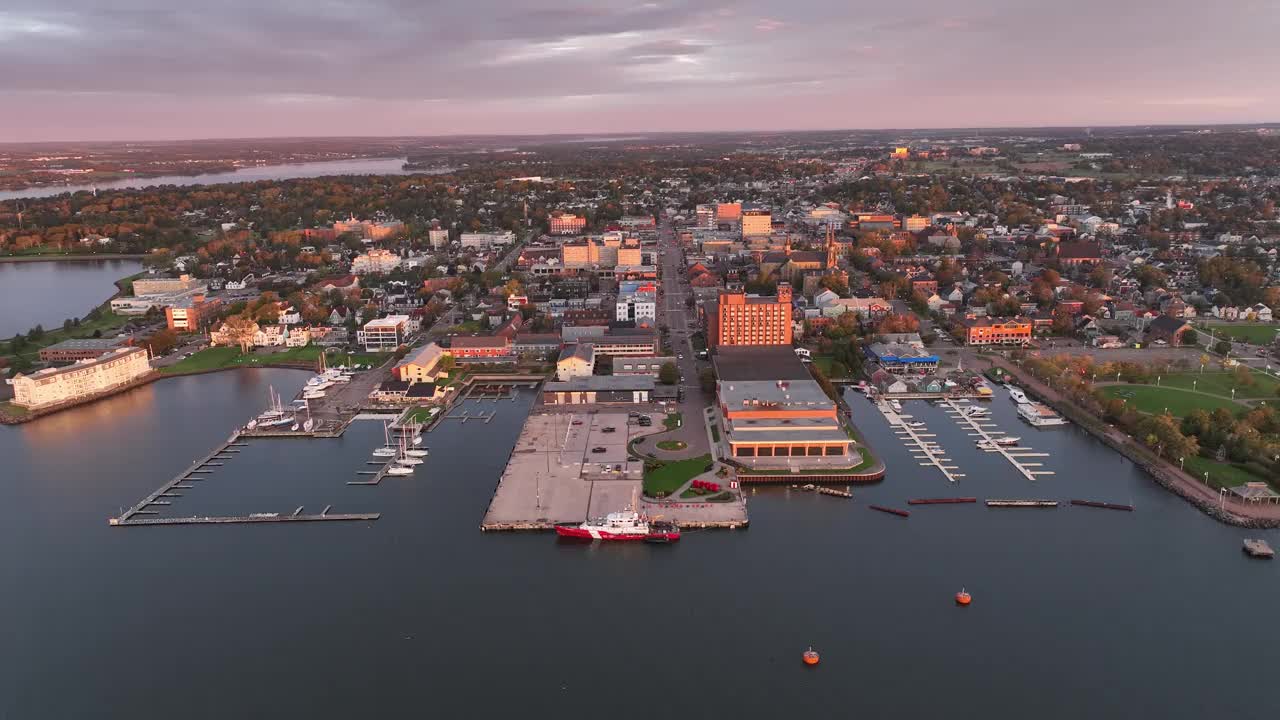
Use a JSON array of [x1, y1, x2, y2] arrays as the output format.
[[2, 308, 131, 364], [643, 454, 712, 497], [1183, 454, 1272, 491], [161, 346, 387, 374], [656, 440, 687, 451], [1156, 371, 1280, 399], [1099, 384, 1240, 417], [405, 406, 442, 424], [1201, 322, 1279, 344]]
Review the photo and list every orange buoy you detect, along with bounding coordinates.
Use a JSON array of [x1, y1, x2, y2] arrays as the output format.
[[802, 647, 820, 666], [955, 588, 972, 606]]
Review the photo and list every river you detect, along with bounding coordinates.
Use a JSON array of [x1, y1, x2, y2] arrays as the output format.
[[0, 258, 143, 338], [0, 157, 437, 202], [1, 371, 1277, 717]]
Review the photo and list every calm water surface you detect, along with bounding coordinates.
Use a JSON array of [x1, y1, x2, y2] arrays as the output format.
[[2, 372, 1278, 718], [0, 259, 143, 338], [0, 158, 440, 202]]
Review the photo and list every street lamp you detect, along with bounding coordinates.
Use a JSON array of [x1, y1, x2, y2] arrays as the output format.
[[1179, 457, 1184, 470]]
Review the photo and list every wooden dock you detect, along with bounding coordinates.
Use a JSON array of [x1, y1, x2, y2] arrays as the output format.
[[880, 402, 963, 483], [944, 398, 1054, 481], [112, 431, 243, 525], [111, 512, 379, 526]]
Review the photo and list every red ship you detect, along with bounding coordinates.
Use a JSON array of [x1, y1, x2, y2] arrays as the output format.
[[555, 508, 680, 543]]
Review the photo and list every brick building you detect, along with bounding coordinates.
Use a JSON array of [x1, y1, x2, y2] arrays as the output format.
[[713, 283, 793, 347]]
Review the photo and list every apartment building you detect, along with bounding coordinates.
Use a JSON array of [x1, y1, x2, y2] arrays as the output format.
[[12, 347, 151, 409], [714, 283, 793, 347]]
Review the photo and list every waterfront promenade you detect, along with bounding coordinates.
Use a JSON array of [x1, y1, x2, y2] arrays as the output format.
[[979, 354, 1280, 526]]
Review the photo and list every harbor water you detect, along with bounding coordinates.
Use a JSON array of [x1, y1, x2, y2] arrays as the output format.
[[2, 370, 1278, 717], [0, 258, 143, 338], [0, 157, 430, 202]]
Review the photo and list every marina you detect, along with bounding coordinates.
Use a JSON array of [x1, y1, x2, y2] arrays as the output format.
[[5, 364, 1280, 717], [877, 400, 964, 483], [943, 398, 1053, 482]]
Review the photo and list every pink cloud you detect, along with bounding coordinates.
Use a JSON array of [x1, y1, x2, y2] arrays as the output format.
[[755, 18, 784, 32]]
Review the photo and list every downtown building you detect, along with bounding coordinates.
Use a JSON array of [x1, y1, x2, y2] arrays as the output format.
[[711, 283, 793, 348]]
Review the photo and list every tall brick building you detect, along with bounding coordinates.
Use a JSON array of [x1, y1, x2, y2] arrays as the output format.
[[713, 283, 793, 347]]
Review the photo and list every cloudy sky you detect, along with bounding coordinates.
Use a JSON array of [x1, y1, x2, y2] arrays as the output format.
[[2, 0, 1278, 142]]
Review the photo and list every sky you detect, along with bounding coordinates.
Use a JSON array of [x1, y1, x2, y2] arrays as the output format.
[[2, 0, 1279, 142]]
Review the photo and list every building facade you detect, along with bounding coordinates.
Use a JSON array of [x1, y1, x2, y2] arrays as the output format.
[[357, 315, 412, 351], [962, 317, 1032, 346], [741, 207, 772, 237], [715, 284, 793, 347], [352, 249, 402, 274], [12, 347, 151, 409], [549, 213, 587, 235]]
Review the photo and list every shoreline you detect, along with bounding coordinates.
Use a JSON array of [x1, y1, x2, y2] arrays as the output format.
[[987, 357, 1280, 529], [0, 364, 313, 426], [0, 253, 148, 264]]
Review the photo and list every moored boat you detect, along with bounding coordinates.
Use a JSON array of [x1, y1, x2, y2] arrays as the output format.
[[1018, 402, 1068, 427], [1008, 387, 1029, 404], [555, 509, 680, 542]]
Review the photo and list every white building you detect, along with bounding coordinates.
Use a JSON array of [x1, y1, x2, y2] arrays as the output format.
[[356, 315, 414, 351], [428, 228, 450, 250], [460, 231, 515, 249], [615, 293, 657, 323], [12, 347, 151, 409], [352, 249, 402, 274]]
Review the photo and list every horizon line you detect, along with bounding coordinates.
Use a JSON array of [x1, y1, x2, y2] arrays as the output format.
[[4, 120, 1280, 147]]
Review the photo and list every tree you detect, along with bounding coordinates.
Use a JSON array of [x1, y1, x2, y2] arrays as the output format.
[[878, 313, 919, 334], [27, 325, 44, 341], [1214, 340, 1232, 355], [658, 362, 679, 385], [698, 367, 717, 393], [146, 328, 179, 356], [219, 313, 259, 353]]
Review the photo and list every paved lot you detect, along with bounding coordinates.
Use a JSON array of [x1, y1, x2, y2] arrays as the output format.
[[483, 411, 644, 527]]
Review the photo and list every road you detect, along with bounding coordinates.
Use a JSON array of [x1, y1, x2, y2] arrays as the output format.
[[653, 215, 713, 457]]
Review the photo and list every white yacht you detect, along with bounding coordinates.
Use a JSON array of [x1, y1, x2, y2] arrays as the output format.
[[1018, 402, 1068, 427], [1008, 387, 1030, 404]]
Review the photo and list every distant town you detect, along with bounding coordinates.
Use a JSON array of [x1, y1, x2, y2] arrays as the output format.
[[2, 126, 1280, 525]]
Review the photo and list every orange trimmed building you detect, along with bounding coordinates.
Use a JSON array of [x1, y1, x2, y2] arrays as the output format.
[[960, 316, 1032, 346], [712, 283, 793, 348], [713, 347, 854, 462]]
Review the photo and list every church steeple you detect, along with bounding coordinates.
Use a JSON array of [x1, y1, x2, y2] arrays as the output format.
[[825, 224, 837, 268]]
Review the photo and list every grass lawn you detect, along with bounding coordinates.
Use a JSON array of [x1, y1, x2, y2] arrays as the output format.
[[2, 308, 131, 364], [405, 406, 442, 424], [1183, 454, 1272, 491], [1099, 384, 1241, 417], [0, 401, 31, 419], [1202, 322, 1280, 344], [643, 454, 712, 497], [663, 412, 683, 430], [1156, 371, 1280, 400], [161, 346, 387, 374], [656, 440, 687, 451]]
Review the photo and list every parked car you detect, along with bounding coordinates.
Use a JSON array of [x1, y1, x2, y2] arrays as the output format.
[[591, 447, 607, 453]]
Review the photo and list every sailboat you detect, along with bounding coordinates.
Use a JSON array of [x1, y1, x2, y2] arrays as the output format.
[[302, 400, 315, 433], [394, 435, 422, 467], [372, 421, 397, 458], [249, 386, 294, 429]]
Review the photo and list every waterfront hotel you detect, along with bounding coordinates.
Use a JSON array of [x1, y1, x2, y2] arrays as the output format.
[[713, 347, 853, 462], [11, 347, 151, 410]]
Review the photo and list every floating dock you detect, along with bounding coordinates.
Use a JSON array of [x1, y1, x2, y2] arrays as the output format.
[[908, 497, 977, 505], [1243, 539, 1274, 558], [944, 398, 1054, 481], [880, 402, 963, 483], [1070, 499, 1135, 512], [111, 513, 379, 526], [111, 431, 243, 525], [869, 504, 910, 517], [985, 499, 1059, 508]]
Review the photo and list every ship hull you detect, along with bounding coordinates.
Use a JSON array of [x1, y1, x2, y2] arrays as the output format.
[[555, 523, 680, 542]]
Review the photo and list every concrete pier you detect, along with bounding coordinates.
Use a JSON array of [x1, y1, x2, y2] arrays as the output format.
[[111, 513, 379, 526], [482, 410, 747, 531], [112, 431, 243, 524]]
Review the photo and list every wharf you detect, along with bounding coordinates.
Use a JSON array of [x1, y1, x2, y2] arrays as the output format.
[[112, 431, 243, 525], [112, 512, 379, 526], [943, 398, 1053, 481], [879, 401, 963, 483], [481, 410, 747, 532], [1243, 539, 1274, 558]]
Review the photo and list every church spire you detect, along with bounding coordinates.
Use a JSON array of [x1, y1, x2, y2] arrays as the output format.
[[826, 224, 837, 268]]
